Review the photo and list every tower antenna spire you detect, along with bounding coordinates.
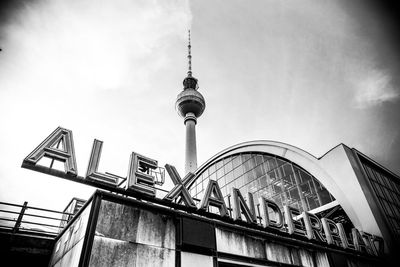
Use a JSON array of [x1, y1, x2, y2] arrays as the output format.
[[176, 30, 206, 174], [187, 30, 192, 77]]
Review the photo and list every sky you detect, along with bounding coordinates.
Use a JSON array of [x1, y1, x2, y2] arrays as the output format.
[[0, 0, 399, 212]]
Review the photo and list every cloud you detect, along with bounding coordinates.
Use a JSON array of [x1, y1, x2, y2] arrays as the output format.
[[353, 69, 399, 108], [0, 0, 191, 94], [0, 0, 192, 207]]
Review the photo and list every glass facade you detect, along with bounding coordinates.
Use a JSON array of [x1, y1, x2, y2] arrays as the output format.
[[360, 158, 400, 238], [190, 152, 335, 218]]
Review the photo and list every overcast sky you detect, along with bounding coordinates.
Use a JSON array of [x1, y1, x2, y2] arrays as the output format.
[[0, 0, 399, 211]]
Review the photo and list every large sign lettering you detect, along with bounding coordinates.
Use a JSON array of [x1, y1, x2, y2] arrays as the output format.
[[21, 127, 384, 256]]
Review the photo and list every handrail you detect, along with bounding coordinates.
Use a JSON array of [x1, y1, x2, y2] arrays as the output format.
[[0, 201, 74, 216], [0, 209, 69, 222], [0, 201, 79, 236]]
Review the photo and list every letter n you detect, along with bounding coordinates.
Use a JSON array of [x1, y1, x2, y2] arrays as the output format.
[[23, 127, 77, 176], [231, 188, 257, 224]]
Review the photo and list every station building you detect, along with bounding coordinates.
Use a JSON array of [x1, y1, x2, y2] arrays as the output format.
[[44, 139, 399, 267]]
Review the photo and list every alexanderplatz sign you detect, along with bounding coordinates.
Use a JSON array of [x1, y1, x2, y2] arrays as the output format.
[[22, 127, 384, 257]]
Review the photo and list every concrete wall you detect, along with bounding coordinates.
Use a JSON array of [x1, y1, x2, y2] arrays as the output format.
[[48, 192, 384, 267], [215, 227, 384, 267], [181, 252, 214, 267], [216, 227, 323, 267], [88, 200, 176, 266], [50, 201, 92, 267]]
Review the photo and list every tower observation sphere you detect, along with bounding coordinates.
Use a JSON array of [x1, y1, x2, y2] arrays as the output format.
[[176, 31, 206, 174]]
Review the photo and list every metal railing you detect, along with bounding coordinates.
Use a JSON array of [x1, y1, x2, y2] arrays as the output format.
[[0, 201, 74, 236]]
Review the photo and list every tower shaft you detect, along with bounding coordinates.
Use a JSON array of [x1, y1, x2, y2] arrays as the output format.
[[184, 113, 197, 174], [176, 31, 205, 174]]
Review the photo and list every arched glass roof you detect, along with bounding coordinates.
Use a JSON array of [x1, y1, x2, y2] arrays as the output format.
[[190, 152, 335, 214]]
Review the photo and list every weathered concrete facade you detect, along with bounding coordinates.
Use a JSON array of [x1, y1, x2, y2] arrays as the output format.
[[50, 201, 92, 266], [89, 200, 175, 266], [49, 191, 384, 267]]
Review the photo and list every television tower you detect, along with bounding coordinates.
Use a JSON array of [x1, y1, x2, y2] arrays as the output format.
[[175, 31, 206, 174]]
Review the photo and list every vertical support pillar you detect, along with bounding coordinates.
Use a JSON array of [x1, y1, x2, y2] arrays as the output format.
[[13, 201, 28, 233]]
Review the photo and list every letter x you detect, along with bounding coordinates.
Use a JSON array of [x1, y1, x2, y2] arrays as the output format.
[[163, 164, 197, 208]]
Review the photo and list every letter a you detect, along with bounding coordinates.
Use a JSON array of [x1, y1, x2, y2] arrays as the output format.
[[23, 127, 77, 176], [199, 180, 229, 217]]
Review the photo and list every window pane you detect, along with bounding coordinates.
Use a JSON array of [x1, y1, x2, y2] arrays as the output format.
[[225, 171, 234, 184], [254, 164, 264, 178], [242, 153, 251, 162], [255, 155, 264, 166], [216, 167, 224, 179], [216, 160, 224, 171], [242, 171, 252, 185], [244, 159, 253, 172], [259, 175, 267, 188], [224, 160, 233, 173], [299, 169, 311, 183], [232, 156, 242, 169], [233, 165, 244, 178], [282, 163, 292, 177], [268, 169, 278, 182], [209, 164, 216, 175], [209, 172, 216, 181], [276, 158, 286, 167], [283, 173, 295, 187], [223, 157, 231, 165], [307, 197, 318, 210], [236, 175, 245, 188], [218, 175, 226, 187], [318, 187, 331, 205], [263, 155, 272, 163], [364, 166, 375, 180], [267, 158, 277, 170], [301, 182, 312, 196], [289, 188, 300, 202]]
